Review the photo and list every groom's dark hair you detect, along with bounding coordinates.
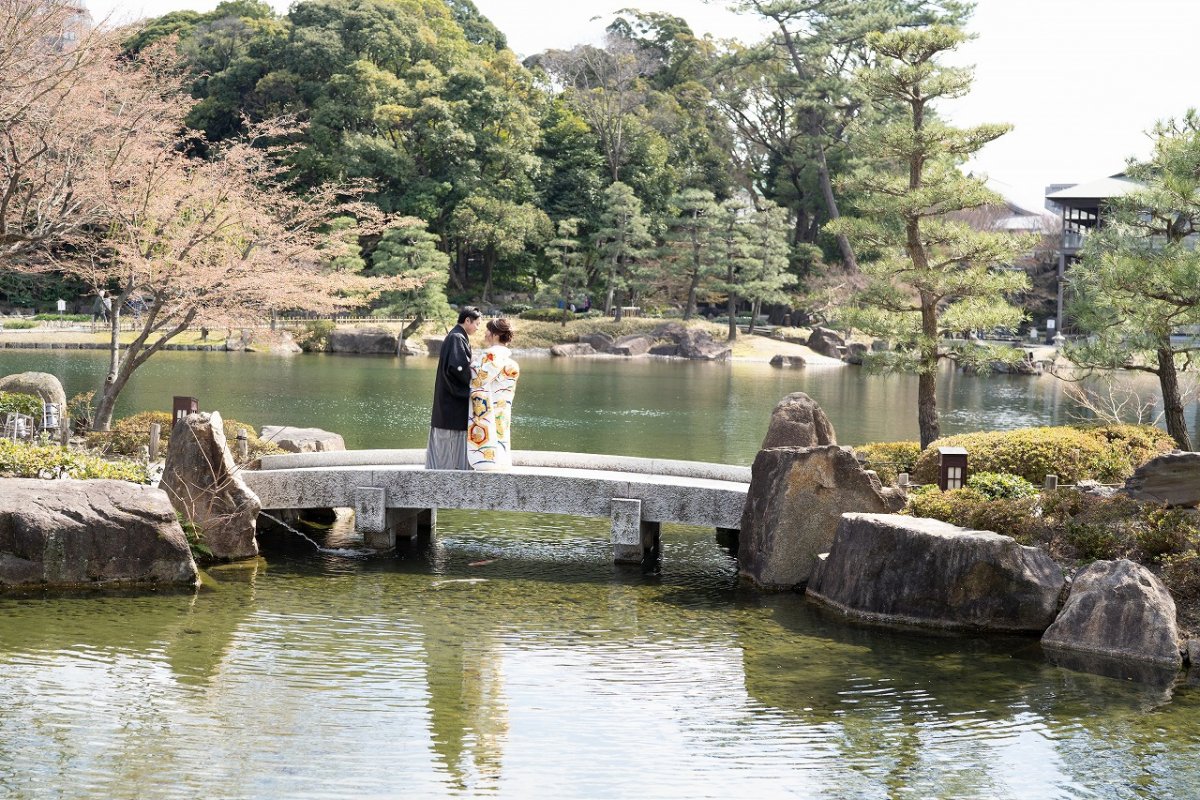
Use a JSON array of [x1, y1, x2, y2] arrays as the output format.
[[457, 306, 482, 324]]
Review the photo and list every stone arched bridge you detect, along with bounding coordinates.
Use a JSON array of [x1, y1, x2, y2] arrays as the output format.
[[243, 450, 749, 563]]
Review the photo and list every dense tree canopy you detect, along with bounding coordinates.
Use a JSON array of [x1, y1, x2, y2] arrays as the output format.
[[41, 0, 1019, 337]]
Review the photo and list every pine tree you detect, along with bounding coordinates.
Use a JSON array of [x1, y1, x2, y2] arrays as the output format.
[[741, 201, 796, 333], [542, 218, 588, 326], [372, 216, 452, 348], [595, 182, 653, 321], [827, 25, 1029, 448], [666, 188, 719, 319], [1067, 111, 1200, 449]]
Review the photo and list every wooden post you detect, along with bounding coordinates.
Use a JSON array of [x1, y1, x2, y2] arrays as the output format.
[[237, 428, 248, 460], [1044, 474, 1058, 491], [148, 422, 161, 461]]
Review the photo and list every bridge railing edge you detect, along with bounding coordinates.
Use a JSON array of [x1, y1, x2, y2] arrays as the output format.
[[255, 448, 752, 484]]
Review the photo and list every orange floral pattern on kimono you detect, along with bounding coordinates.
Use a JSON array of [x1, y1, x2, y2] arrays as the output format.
[[468, 345, 520, 470]]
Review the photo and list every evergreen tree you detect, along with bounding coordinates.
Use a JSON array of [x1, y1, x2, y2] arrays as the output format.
[[666, 188, 719, 319], [541, 218, 588, 326], [741, 201, 796, 332], [712, 198, 757, 340], [1067, 111, 1200, 449], [827, 25, 1029, 448], [371, 217, 452, 347], [595, 182, 653, 321]]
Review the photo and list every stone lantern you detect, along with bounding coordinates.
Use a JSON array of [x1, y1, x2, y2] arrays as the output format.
[[172, 396, 198, 425], [937, 446, 968, 491]]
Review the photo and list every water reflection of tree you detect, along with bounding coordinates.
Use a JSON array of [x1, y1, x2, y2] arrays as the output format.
[[164, 560, 262, 686], [420, 593, 509, 793], [734, 593, 1200, 797]]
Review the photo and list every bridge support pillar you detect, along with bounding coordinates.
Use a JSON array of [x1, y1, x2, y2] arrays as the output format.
[[611, 498, 659, 564], [716, 527, 739, 557], [417, 508, 437, 537], [354, 487, 419, 550]]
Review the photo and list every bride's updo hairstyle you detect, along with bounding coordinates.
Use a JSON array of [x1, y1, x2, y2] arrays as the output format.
[[487, 318, 514, 345]]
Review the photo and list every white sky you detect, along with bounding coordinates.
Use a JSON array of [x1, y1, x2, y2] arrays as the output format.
[[86, 0, 1200, 211]]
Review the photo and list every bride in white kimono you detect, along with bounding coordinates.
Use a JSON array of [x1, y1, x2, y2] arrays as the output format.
[[468, 318, 520, 471]]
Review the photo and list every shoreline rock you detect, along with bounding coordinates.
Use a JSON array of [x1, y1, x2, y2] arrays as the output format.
[[807, 513, 1066, 633], [0, 478, 198, 590]]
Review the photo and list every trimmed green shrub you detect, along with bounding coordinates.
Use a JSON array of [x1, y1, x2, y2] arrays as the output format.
[[2, 320, 36, 329], [0, 391, 43, 418], [855, 440, 921, 485], [905, 483, 1198, 566], [910, 427, 1126, 485], [87, 411, 173, 456], [87, 411, 282, 461], [903, 485, 1044, 543], [519, 307, 575, 322], [966, 471, 1037, 500], [0, 438, 149, 482], [1162, 549, 1200, 603], [293, 319, 335, 352], [34, 313, 91, 322], [1087, 423, 1176, 472], [1134, 507, 1200, 563]]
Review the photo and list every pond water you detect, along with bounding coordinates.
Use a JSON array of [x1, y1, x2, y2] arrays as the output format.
[[1, 349, 1199, 799], [8, 347, 1195, 459]]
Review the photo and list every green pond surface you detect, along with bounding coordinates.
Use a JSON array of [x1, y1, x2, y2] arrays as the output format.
[[7, 347, 1194, 458], [1, 349, 1199, 799]]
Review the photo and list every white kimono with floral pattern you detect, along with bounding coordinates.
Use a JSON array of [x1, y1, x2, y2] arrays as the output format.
[[468, 345, 520, 471]]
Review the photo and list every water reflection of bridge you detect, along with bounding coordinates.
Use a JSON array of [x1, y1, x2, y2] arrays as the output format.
[[244, 450, 750, 564]]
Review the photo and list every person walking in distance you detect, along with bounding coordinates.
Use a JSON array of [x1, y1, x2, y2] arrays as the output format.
[[426, 306, 482, 469]]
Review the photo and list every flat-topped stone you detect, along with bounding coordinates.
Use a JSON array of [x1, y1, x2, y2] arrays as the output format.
[[260, 425, 346, 453]]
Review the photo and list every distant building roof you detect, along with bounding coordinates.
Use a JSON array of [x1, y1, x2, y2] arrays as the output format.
[[995, 215, 1049, 232], [1045, 174, 1143, 205]]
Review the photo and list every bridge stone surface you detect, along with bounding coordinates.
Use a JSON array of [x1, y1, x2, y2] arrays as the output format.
[[244, 450, 749, 564]]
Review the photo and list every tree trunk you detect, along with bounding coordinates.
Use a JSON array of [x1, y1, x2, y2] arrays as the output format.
[[684, 229, 700, 320], [1158, 346, 1193, 450], [397, 314, 423, 357], [918, 297, 940, 449], [685, 269, 699, 321], [92, 304, 124, 431], [815, 144, 859, 273], [749, 299, 760, 334], [481, 248, 495, 303], [726, 261, 737, 341]]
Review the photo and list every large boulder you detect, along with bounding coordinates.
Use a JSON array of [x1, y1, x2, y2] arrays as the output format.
[[0, 371, 66, 418], [328, 326, 398, 355], [612, 334, 652, 357], [1122, 451, 1200, 507], [1042, 559, 1181, 668], [649, 343, 680, 357], [675, 328, 730, 361], [422, 335, 445, 357], [842, 342, 868, 365], [550, 343, 596, 358], [161, 411, 261, 560], [397, 337, 425, 357], [769, 354, 806, 369], [807, 513, 1065, 632], [738, 446, 905, 590], [579, 332, 615, 353], [760, 392, 837, 449], [246, 330, 302, 355], [806, 327, 845, 358], [0, 478, 198, 589], [259, 425, 346, 454]]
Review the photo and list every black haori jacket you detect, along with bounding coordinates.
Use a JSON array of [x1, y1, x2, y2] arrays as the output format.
[[430, 324, 473, 430]]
